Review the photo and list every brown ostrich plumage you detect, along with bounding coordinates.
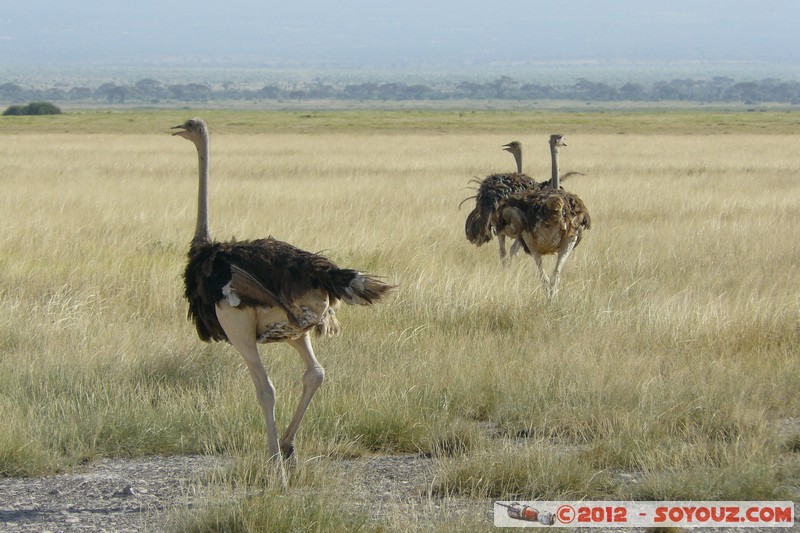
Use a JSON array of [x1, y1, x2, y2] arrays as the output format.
[[464, 170, 539, 246], [463, 138, 586, 262], [492, 135, 591, 299]]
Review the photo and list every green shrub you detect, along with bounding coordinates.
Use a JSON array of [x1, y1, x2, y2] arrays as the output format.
[[3, 102, 62, 116]]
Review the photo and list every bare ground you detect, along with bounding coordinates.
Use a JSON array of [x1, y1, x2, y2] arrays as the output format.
[[1, 417, 798, 532], [0, 453, 490, 532], [0, 455, 230, 532]]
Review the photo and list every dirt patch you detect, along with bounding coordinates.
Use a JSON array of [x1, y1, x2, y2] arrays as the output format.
[[0, 454, 490, 532], [0, 455, 230, 532]]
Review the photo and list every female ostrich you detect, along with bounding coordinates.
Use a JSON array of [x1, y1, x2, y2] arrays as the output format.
[[463, 141, 538, 262], [492, 134, 591, 299], [173, 118, 393, 475]]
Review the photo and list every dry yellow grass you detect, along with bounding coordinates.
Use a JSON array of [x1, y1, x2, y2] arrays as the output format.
[[0, 116, 798, 528]]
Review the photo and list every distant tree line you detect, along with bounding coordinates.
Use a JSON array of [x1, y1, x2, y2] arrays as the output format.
[[2, 76, 800, 105]]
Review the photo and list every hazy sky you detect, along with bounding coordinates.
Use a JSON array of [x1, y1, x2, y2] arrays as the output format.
[[2, 0, 799, 70]]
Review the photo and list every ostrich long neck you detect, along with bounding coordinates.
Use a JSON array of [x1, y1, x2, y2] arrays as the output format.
[[512, 150, 522, 173], [194, 134, 211, 243], [550, 144, 560, 189]]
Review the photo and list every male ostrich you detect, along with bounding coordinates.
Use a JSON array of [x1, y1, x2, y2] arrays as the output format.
[[173, 118, 393, 476], [463, 141, 538, 262], [492, 134, 591, 299]]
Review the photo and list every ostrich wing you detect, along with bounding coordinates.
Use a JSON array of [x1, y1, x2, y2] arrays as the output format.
[[228, 264, 299, 324]]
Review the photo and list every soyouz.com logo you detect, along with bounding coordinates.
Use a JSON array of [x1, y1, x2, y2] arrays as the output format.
[[493, 501, 795, 528]]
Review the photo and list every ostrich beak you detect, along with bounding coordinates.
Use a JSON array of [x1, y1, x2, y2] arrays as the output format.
[[172, 124, 192, 138]]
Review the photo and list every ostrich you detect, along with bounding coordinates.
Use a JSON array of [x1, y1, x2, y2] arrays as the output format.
[[173, 118, 394, 477], [463, 141, 538, 262], [492, 134, 591, 299]]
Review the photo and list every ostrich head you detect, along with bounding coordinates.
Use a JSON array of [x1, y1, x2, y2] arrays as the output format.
[[172, 118, 208, 147], [549, 134, 566, 150], [502, 141, 523, 173], [501, 141, 522, 156]]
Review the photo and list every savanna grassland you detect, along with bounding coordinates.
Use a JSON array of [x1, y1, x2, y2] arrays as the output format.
[[0, 109, 798, 531]]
